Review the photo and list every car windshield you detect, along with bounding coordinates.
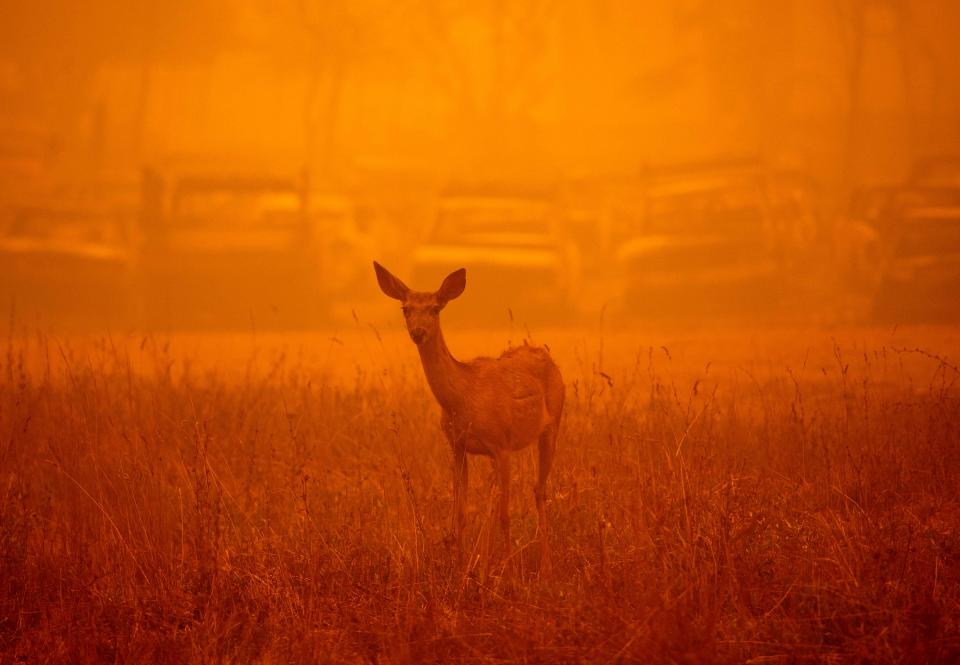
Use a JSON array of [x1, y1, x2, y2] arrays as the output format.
[[912, 160, 960, 188], [430, 199, 554, 247], [174, 188, 301, 229], [898, 209, 960, 256], [645, 183, 765, 236], [893, 187, 960, 211], [3, 207, 125, 246]]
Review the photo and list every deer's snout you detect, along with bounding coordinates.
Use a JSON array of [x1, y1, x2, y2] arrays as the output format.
[[409, 327, 427, 344]]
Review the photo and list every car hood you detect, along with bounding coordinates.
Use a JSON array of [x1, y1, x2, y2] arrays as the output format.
[[616, 233, 769, 268], [412, 243, 563, 269], [0, 236, 129, 262], [151, 228, 305, 253], [887, 251, 960, 275]]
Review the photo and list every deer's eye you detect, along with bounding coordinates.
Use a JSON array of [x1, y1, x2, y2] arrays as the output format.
[[401, 306, 411, 315], [430, 305, 441, 315]]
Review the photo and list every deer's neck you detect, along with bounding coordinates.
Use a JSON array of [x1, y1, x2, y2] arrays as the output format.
[[417, 326, 469, 412]]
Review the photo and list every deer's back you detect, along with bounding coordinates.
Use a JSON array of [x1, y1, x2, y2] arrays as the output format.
[[446, 345, 563, 454], [467, 344, 560, 393]]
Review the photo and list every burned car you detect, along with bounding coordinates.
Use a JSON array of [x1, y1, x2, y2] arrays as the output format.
[[908, 155, 960, 189], [0, 189, 137, 328], [408, 184, 579, 323], [137, 168, 323, 329], [869, 181, 960, 322], [615, 168, 818, 319]]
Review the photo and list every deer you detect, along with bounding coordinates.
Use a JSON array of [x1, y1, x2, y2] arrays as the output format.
[[373, 261, 564, 573]]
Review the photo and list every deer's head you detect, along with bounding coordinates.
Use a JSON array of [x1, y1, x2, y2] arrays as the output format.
[[373, 261, 466, 346]]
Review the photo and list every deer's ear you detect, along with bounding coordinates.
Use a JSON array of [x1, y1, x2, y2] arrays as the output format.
[[373, 261, 409, 300], [437, 268, 466, 305]]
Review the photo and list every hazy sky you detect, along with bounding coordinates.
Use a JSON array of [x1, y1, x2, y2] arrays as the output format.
[[1, 0, 959, 185]]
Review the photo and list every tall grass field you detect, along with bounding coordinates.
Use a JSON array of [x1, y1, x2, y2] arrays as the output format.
[[2, 324, 959, 663]]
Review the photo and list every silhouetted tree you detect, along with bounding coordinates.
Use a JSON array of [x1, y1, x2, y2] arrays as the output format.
[[0, 0, 239, 168]]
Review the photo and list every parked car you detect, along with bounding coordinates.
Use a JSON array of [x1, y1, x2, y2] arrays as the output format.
[[869, 182, 960, 322], [0, 204, 132, 327], [908, 155, 960, 188], [0, 186, 136, 328], [408, 183, 579, 323], [614, 167, 818, 319], [136, 168, 324, 329]]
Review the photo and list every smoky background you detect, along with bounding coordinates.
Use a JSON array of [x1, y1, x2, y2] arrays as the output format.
[[2, 0, 959, 331]]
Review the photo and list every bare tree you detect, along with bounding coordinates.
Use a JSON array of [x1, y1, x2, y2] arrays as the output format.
[[404, 0, 559, 167], [833, 0, 869, 188], [0, 0, 238, 170]]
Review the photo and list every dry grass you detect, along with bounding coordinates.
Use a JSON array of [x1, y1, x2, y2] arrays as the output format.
[[1, 324, 959, 663]]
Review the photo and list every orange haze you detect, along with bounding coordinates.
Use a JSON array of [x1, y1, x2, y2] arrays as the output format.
[[3, 4, 960, 662], [2, 0, 960, 331]]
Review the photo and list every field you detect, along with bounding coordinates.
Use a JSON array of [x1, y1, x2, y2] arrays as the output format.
[[2, 322, 959, 663]]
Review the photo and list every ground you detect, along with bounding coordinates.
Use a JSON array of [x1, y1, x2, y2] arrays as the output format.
[[1, 322, 959, 663]]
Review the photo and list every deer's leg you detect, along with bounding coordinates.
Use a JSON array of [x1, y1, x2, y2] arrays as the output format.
[[452, 445, 468, 565], [494, 451, 511, 559], [536, 425, 557, 574]]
